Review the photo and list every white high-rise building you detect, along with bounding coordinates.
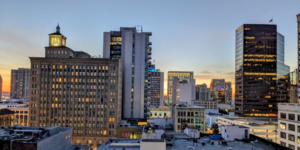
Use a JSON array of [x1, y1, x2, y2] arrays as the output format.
[[278, 103, 300, 150], [10, 68, 30, 99], [103, 27, 152, 119], [297, 14, 300, 103], [172, 78, 195, 105]]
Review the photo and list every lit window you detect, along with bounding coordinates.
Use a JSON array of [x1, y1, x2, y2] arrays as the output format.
[[280, 123, 286, 129]]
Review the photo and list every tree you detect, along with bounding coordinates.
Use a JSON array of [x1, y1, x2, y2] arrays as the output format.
[[211, 123, 219, 134]]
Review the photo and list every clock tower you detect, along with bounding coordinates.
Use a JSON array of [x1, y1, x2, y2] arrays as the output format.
[[48, 24, 67, 47]]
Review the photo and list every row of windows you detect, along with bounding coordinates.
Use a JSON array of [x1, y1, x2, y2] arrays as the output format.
[[280, 113, 300, 121], [37, 64, 116, 71], [36, 97, 116, 103], [280, 122, 300, 132], [177, 111, 204, 117]]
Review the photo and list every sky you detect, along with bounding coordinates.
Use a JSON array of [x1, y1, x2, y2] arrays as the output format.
[[0, 0, 299, 96]]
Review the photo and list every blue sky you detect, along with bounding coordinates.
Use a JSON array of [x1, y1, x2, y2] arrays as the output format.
[[0, 0, 299, 94]]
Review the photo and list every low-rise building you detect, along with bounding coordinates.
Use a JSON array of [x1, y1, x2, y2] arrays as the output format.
[[97, 139, 166, 150], [221, 125, 250, 141], [172, 104, 205, 133], [278, 103, 300, 150], [184, 127, 200, 138], [192, 100, 217, 109], [0, 99, 29, 126], [116, 120, 142, 139], [0, 109, 14, 126], [149, 106, 171, 119], [217, 117, 278, 143], [0, 126, 87, 150], [218, 103, 235, 111], [97, 136, 286, 150]]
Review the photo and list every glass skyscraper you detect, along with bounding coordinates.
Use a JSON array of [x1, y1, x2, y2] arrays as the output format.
[[235, 24, 290, 117]]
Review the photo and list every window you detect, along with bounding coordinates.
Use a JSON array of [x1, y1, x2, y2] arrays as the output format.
[[289, 144, 295, 150], [280, 141, 286, 147], [177, 125, 180, 130], [289, 134, 295, 142], [298, 126, 300, 133], [178, 118, 180, 123], [298, 115, 300, 121], [280, 132, 286, 139], [280, 123, 286, 129], [289, 114, 295, 120], [298, 136, 300, 144], [280, 113, 286, 119], [289, 124, 295, 131]]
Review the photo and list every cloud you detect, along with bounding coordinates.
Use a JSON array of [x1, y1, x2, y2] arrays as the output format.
[[198, 71, 212, 74]]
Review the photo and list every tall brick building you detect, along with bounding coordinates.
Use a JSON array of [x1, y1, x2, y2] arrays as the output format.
[[29, 25, 122, 149]]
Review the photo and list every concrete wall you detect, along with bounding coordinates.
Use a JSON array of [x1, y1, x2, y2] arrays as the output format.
[[221, 126, 249, 141], [184, 128, 200, 138], [37, 128, 72, 150], [140, 140, 166, 150]]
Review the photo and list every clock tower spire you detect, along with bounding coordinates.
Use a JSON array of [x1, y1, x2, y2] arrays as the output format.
[[56, 23, 60, 33]]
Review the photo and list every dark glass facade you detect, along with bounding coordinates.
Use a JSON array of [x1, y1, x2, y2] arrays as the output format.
[[235, 24, 290, 117]]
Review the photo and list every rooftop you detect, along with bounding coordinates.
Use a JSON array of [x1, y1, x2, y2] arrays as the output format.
[[0, 126, 72, 143], [167, 138, 276, 150], [97, 136, 280, 150], [0, 109, 14, 115], [220, 117, 278, 127]]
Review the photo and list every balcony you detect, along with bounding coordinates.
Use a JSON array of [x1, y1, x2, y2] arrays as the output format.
[[147, 56, 151, 60], [147, 51, 152, 55], [148, 47, 152, 51], [148, 42, 152, 45]]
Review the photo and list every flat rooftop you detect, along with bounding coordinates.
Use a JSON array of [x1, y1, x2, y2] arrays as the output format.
[[167, 138, 275, 150], [220, 117, 278, 127]]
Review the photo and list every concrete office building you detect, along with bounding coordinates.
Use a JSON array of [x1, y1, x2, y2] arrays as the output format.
[[149, 67, 164, 107], [172, 78, 195, 105], [10, 68, 30, 99], [29, 26, 123, 149], [0, 75, 2, 99], [168, 71, 193, 105], [235, 24, 290, 117], [278, 103, 300, 150], [196, 84, 211, 101], [225, 82, 232, 102], [172, 104, 205, 133], [297, 14, 300, 103], [103, 27, 152, 119], [210, 79, 225, 103]]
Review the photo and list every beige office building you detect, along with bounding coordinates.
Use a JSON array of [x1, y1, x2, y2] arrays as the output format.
[[29, 25, 122, 149]]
